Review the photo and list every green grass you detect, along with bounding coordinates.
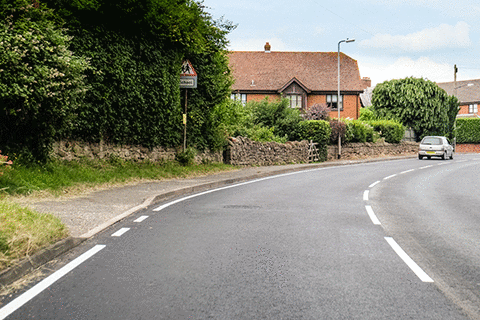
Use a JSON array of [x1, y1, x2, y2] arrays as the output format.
[[0, 158, 237, 196], [0, 200, 68, 270]]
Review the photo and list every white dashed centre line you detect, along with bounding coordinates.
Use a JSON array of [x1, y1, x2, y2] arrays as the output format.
[[134, 216, 149, 223], [111, 228, 130, 237], [419, 165, 433, 169], [400, 169, 415, 174], [384, 174, 397, 180], [365, 205, 381, 225], [385, 237, 434, 283]]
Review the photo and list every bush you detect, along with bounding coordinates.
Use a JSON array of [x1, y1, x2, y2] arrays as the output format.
[[302, 103, 331, 120], [344, 120, 376, 143], [368, 120, 404, 143], [358, 106, 378, 121], [296, 120, 331, 161], [175, 148, 197, 166], [455, 118, 480, 143], [329, 119, 347, 144]]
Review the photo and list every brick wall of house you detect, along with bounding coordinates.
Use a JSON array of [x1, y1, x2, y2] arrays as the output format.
[[307, 94, 359, 119], [455, 144, 480, 153], [243, 93, 360, 119], [459, 104, 469, 114]]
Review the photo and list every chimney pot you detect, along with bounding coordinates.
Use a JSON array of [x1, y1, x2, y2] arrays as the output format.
[[264, 42, 271, 52]]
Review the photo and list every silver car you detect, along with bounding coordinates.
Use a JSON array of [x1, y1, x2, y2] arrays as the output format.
[[418, 136, 454, 160]]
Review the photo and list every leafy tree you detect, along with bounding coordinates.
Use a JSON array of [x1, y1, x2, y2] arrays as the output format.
[[0, 0, 91, 161], [371, 77, 459, 140]]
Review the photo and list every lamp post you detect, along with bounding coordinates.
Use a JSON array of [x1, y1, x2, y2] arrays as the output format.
[[337, 38, 355, 159]]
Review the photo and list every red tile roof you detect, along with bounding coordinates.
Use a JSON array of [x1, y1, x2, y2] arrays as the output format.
[[228, 51, 365, 92]]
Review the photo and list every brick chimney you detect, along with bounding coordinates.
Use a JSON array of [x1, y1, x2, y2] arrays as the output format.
[[362, 77, 371, 88], [264, 42, 271, 53]]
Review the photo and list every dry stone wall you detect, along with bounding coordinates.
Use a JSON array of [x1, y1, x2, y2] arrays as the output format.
[[51, 138, 419, 166], [224, 137, 310, 165], [327, 141, 418, 160], [52, 141, 222, 163]]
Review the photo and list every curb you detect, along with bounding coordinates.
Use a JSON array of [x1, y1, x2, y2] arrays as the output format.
[[0, 155, 415, 287]]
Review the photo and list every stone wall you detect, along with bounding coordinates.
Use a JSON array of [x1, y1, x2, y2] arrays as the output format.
[[51, 139, 420, 166], [51, 141, 223, 163], [224, 137, 310, 165], [327, 141, 418, 160]]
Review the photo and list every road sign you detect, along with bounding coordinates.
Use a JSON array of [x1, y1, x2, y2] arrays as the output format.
[[180, 60, 197, 88]]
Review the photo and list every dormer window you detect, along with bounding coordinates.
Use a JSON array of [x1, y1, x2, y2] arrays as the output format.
[[288, 94, 302, 108]]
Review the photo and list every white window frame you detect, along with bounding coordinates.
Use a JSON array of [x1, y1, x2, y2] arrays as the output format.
[[231, 93, 247, 105], [469, 103, 478, 114], [288, 94, 302, 108], [327, 94, 343, 111]]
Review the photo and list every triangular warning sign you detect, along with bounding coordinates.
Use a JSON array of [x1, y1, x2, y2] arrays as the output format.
[[181, 60, 197, 76]]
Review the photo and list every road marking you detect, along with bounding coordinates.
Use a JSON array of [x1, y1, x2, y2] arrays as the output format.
[[111, 228, 130, 237], [400, 169, 415, 174], [0, 245, 106, 320], [134, 215, 149, 222], [363, 190, 369, 201], [384, 174, 397, 180], [384, 237, 434, 283], [419, 165, 433, 169], [365, 205, 381, 225], [369, 181, 380, 188]]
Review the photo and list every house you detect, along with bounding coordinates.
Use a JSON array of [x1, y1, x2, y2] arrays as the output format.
[[437, 79, 480, 118], [228, 42, 370, 119]]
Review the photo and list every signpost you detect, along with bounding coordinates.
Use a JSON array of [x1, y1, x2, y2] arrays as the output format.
[[180, 60, 197, 152]]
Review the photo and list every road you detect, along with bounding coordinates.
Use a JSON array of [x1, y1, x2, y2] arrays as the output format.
[[1, 155, 479, 319]]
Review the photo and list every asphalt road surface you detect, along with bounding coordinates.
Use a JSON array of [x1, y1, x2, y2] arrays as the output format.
[[2, 155, 480, 319]]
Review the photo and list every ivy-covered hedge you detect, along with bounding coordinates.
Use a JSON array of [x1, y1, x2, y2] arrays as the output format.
[[367, 120, 404, 143], [296, 120, 331, 161], [456, 118, 480, 143]]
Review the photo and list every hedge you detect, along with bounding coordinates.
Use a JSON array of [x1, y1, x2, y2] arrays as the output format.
[[344, 120, 376, 143], [296, 120, 331, 162], [456, 118, 480, 144], [367, 120, 404, 143]]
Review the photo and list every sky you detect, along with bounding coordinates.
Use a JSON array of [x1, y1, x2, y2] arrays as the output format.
[[204, 0, 480, 87]]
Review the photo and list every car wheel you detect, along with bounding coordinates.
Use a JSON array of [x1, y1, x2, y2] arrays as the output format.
[[418, 154, 423, 160], [450, 152, 453, 160]]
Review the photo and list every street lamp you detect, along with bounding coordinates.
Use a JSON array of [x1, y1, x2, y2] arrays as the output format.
[[337, 38, 355, 159]]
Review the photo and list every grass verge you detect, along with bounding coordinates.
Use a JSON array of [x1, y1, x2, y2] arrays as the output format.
[[0, 200, 68, 270]]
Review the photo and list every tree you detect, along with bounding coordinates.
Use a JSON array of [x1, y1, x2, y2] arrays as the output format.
[[0, 0, 91, 161], [371, 77, 459, 140]]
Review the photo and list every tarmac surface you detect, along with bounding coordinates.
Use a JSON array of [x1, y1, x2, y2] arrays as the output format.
[[0, 156, 414, 286]]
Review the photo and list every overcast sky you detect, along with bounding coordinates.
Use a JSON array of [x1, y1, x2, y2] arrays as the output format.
[[204, 0, 480, 87]]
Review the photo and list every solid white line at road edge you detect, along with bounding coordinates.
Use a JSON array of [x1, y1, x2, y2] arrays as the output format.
[[363, 190, 369, 201], [384, 237, 434, 283], [365, 205, 381, 225], [0, 245, 106, 320]]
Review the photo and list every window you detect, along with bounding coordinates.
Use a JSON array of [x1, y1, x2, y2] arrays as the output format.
[[469, 104, 478, 114], [327, 94, 343, 110], [231, 93, 247, 105], [288, 94, 302, 108]]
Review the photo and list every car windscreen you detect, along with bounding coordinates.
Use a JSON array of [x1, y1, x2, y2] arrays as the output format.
[[421, 137, 442, 145]]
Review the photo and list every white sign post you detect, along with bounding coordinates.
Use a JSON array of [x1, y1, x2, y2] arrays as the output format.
[[180, 60, 197, 152]]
